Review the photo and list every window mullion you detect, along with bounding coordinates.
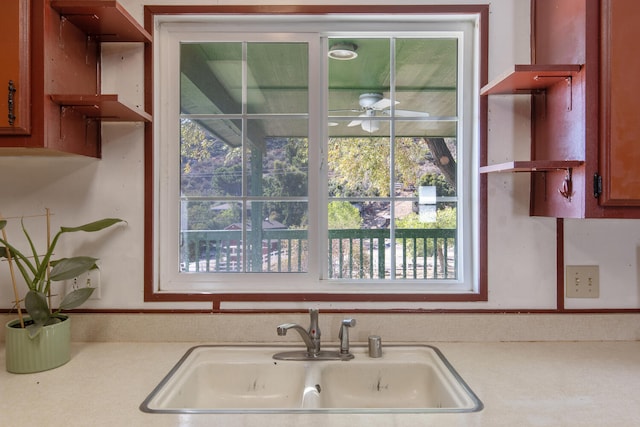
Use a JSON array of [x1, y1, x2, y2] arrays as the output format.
[[389, 37, 397, 280]]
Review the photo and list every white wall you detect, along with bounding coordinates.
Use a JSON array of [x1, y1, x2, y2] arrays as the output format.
[[1, 0, 638, 311]]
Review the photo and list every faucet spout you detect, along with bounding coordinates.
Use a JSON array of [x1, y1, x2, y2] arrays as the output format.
[[276, 323, 319, 355]]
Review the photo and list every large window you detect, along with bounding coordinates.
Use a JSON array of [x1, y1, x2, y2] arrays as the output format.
[[146, 6, 488, 305]]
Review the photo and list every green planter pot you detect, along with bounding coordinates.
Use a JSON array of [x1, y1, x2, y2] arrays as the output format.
[[5, 315, 71, 374]]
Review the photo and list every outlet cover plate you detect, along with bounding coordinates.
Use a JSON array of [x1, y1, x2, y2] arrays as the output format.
[[566, 265, 599, 298], [64, 268, 101, 300]]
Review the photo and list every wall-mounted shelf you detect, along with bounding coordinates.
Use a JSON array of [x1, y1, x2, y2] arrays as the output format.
[[480, 64, 582, 95], [50, 94, 151, 122], [0, 0, 152, 157], [50, 0, 151, 43], [479, 160, 584, 174]]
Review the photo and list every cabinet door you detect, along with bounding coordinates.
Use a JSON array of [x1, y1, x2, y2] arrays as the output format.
[[600, 0, 640, 205], [0, 0, 30, 135]]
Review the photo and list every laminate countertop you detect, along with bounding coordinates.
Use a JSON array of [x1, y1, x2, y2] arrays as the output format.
[[1, 341, 639, 427]]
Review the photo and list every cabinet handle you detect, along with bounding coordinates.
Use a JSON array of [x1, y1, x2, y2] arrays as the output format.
[[7, 80, 16, 126]]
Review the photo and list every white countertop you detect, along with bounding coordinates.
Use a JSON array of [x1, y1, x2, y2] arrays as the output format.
[[2, 340, 640, 426]]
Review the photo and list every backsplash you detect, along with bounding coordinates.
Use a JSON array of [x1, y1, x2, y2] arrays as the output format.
[[2, 313, 639, 343]]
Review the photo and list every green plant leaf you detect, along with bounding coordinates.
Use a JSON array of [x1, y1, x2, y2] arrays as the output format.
[[0, 219, 6, 229], [24, 291, 50, 326], [59, 287, 95, 310], [60, 218, 124, 233], [22, 217, 42, 271], [49, 256, 98, 281]]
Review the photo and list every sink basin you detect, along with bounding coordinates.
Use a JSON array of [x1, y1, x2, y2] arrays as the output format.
[[140, 344, 482, 414]]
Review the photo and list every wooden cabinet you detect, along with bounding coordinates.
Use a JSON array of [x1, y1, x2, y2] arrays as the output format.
[[599, 0, 640, 207], [0, 0, 151, 157], [0, 0, 30, 135], [481, 0, 640, 218]]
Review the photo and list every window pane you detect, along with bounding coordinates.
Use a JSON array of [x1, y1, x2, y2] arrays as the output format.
[[328, 136, 391, 198], [247, 43, 309, 114], [181, 42, 242, 115], [328, 201, 390, 279], [245, 118, 309, 199], [180, 201, 243, 272], [180, 200, 309, 273], [247, 201, 309, 273], [180, 118, 243, 198], [395, 38, 458, 118], [395, 201, 457, 280]]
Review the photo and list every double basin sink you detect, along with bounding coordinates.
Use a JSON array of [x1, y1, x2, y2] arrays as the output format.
[[140, 344, 482, 414]]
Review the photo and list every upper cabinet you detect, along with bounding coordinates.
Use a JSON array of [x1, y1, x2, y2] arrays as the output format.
[[0, 0, 151, 157], [0, 0, 30, 135], [481, 0, 640, 218]]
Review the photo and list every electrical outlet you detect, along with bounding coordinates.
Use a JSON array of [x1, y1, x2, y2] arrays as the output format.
[[64, 268, 101, 300], [566, 265, 599, 298]]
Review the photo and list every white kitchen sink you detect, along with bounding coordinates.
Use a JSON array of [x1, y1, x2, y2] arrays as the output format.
[[140, 344, 482, 414]]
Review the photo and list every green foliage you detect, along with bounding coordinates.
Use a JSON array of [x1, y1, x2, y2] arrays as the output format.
[[180, 119, 216, 174], [396, 206, 456, 260], [418, 173, 456, 197], [396, 205, 456, 230], [0, 217, 125, 337], [328, 202, 362, 229], [328, 136, 432, 197], [328, 137, 390, 197], [210, 163, 242, 196]]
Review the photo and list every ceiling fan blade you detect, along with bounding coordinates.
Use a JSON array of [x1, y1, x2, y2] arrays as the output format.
[[371, 97, 397, 110], [383, 109, 430, 117], [348, 113, 368, 127], [329, 108, 362, 113]]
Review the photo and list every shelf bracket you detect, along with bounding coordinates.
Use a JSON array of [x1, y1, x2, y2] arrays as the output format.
[[558, 168, 575, 201], [533, 75, 573, 111]]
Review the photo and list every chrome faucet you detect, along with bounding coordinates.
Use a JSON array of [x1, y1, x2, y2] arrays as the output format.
[[276, 309, 321, 356]]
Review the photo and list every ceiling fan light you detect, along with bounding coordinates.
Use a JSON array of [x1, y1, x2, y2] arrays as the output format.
[[328, 43, 358, 60]]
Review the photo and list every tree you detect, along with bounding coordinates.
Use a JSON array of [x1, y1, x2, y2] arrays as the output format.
[[180, 119, 215, 174], [327, 136, 454, 197], [422, 137, 456, 188], [328, 201, 362, 229]]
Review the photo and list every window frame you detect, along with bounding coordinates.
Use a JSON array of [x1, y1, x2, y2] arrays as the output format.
[[143, 5, 488, 306]]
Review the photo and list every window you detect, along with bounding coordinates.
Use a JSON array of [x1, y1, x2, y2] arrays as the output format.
[[146, 6, 488, 305]]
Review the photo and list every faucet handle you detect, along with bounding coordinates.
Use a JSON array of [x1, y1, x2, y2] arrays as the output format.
[[308, 308, 320, 337]]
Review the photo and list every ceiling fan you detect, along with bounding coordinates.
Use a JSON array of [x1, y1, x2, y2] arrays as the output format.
[[345, 93, 430, 133]]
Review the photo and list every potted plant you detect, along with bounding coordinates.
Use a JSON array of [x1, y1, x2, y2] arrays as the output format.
[[0, 213, 124, 373]]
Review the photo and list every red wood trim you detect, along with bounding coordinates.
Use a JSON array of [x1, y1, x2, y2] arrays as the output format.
[[556, 218, 565, 310], [145, 5, 490, 16], [4, 308, 639, 315], [142, 4, 490, 307], [478, 4, 489, 303], [143, 8, 154, 306]]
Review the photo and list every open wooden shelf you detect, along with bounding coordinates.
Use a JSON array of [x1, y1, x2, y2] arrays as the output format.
[[479, 160, 584, 174], [50, 94, 151, 122], [50, 0, 151, 43], [480, 64, 582, 95]]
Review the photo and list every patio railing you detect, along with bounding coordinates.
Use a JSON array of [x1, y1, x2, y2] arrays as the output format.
[[181, 228, 456, 279]]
